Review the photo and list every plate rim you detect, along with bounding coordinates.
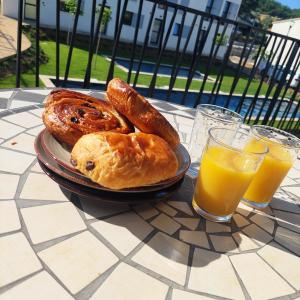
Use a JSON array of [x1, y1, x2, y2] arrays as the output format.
[[40, 128, 191, 187], [35, 130, 190, 193]]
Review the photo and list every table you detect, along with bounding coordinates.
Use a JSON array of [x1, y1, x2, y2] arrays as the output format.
[[0, 88, 300, 300]]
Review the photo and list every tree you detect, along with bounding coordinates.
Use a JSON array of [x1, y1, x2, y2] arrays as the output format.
[[94, 6, 112, 68], [64, 0, 83, 45], [261, 16, 273, 30]]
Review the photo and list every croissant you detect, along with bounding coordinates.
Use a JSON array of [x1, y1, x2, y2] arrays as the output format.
[[106, 78, 180, 148], [43, 89, 134, 147], [71, 132, 179, 189]]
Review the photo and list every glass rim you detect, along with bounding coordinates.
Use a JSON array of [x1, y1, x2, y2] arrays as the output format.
[[196, 104, 243, 124], [208, 127, 269, 156], [251, 125, 300, 150]]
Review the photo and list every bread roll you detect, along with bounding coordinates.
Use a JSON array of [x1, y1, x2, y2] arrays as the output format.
[[71, 132, 179, 189], [106, 78, 180, 148], [43, 89, 134, 147]]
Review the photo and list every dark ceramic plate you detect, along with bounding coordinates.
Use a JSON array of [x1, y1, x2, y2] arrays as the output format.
[[38, 159, 184, 204], [35, 130, 190, 193], [41, 129, 191, 187]]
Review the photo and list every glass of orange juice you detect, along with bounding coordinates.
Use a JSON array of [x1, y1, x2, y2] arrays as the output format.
[[243, 125, 300, 209], [192, 127, 268, 222]]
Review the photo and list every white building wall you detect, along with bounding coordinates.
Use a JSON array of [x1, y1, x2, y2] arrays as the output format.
[[2, 0, 241, 57]]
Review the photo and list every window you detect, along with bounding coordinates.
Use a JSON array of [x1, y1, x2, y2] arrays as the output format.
[[221, 1, 231, 18], [173, 23, 181, 36], [205, 0, 213, 13], [150, 18, 163, 45], [124, 11, 134, 26], [24, 0, 36, 20]]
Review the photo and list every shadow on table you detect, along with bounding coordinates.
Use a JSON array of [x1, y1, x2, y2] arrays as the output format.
[[59, 176, 299, 270]]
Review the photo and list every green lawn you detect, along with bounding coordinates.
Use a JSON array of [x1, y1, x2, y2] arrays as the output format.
[[0, 40, 277, 97]]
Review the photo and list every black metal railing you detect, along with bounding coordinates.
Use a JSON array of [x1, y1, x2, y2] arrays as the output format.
[[12, 0, 300, 132]]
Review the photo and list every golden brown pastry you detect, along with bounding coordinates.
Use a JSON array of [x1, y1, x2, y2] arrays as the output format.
[[43, 89, 134, 147], [106, 78, 180, 148], [71, 132, 179, 189]]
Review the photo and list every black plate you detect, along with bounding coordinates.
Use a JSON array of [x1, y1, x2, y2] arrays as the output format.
[[38, 159, 184, 204]]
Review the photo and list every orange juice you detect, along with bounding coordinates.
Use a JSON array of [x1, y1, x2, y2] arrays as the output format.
[[243, 141, 293, 204], [193, 146, 257, 216]]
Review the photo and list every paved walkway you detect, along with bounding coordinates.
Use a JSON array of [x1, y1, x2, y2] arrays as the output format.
[[0, 15, 31, 60]]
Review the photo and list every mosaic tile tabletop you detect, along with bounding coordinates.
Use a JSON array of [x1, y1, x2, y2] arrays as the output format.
[[0, 88, 300, 300]]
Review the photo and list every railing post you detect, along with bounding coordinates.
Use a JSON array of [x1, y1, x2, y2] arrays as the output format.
[[16, 0, 24, 88]]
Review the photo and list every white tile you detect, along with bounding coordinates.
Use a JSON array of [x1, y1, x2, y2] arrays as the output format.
[[0, 232, 42, 288], [271, 194, 300, 213], [31, 161, 44, 173], [258, 242, 300, 290], [25, 89, 51, 96], [3, 112, 42, 128], [274, 209, 300, 233], [0, 174, 19, 199], [38, 231, 118, 294], [206, 221, 231, 233], [26, 125, 45, 136], [91, 212, 153, 255], [232, 214, 250, 227], [90, 263, 168, 300], [29, 108, 44, 118], [230, 253, 294, 300], [275, 226, 300, 255], [242, 224, 273, 246], [282, 186, 300, 198], [172, 289, 213, 300], [167, 201, 194, 216], [0, 271, 74, 300], [0, 201, 21, 234], [155, 202, 177, 217], [2, 133, 36, 154], [134, 204, 159, 220], [236, 202, 253, 217], [287, 167, 300, 179], [174, 218, 199, 230], [189, 248, 244, 299], [250, 213, 275, 234], [10, 100, 36, 109], [209, 235, 239, 253], [21, 202, 86, 244], [0, 91, 13, 98], [0, 148, 35, 174], [132, 232, 189, 285], [232, 231, 260, 251], [281, 176, 297, 186], [80, 198, 128, 220], [151, 213, 181, 235], [0, 120, 24, 139], [20, 173, 69, 201], [179, 230, 210, 249]]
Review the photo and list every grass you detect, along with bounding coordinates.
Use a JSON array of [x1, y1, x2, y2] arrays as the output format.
[[0, 40, 279, 97]]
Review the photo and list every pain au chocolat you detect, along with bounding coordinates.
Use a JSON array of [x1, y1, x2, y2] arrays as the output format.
[[71, 132, 179, 190], [42, 89, 134, 147], [106, 78, 180, 148]]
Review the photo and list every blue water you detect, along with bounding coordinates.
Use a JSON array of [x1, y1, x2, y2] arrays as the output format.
[[115, 59, 204, 80], [53, 80, 300, 120]]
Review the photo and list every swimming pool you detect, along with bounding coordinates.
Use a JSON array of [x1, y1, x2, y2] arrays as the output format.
[[52, 79, 300, 120], [113, 58, 206, 80]]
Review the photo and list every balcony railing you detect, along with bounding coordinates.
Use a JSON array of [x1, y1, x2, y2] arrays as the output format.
[[12, 0, 300, 133]]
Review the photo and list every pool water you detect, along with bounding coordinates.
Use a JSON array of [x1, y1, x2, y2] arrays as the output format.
[[114, 58, 204, 80], [53, 80, 300, 120]]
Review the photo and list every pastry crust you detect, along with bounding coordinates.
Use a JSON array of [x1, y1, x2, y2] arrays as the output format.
[[106, 78, 180, 148], [43, 89, 134, 147], [71, 132, 179, 189]]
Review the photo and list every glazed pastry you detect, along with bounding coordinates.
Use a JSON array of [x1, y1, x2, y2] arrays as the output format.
[[106, 78, 180, 148], [43, 89, 134, 147], [71, 132, 179, 189]]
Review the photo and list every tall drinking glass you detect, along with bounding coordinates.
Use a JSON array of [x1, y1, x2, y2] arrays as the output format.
[[192, 127, 268, 222], [243, 125, 300, 208], [189, 104, 243, 169]]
